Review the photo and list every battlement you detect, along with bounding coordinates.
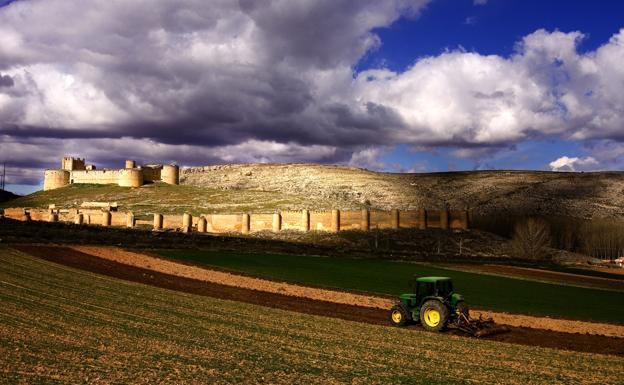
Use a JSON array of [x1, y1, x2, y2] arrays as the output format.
[[44, 156, 179, 191]]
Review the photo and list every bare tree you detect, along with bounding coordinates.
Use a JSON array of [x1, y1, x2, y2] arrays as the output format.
[[512, 218, 551, 260]]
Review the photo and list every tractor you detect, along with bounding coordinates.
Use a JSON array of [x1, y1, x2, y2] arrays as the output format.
[[389, 276, 508, 337]]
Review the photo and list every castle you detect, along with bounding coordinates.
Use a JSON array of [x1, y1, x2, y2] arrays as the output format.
[[43, 156, 179, 190]]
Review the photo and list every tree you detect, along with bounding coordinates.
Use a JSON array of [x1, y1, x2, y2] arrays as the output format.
[[511, 218, 551, 260]]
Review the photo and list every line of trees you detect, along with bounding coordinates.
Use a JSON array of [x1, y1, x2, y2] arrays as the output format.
[[472, 214, 624, 260]]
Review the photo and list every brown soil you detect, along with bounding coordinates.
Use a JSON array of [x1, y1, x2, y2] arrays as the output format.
[[13, 245, 624, 357], [448, 263, 624, 291], [593, 266, 624, 276], [70, 245, 392, 309]]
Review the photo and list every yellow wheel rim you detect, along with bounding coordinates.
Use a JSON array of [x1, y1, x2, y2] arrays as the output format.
[[424, 308, 440, 327], [391, 310, 402, 323]]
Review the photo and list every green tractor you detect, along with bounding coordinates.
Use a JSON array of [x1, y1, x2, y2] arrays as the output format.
[[389, 276, 508, 336]]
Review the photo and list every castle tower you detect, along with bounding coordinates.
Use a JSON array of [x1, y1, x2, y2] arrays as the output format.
[[61, 156, 86, 171], [43, 169, 70, 191], [118, 169, 143, 187], [161, 164, 180, 185]]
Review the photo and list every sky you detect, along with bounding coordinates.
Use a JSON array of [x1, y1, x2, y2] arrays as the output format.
[[1, 0, 624, 194]]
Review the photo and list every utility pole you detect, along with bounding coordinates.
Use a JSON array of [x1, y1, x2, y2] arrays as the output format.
[[1, 162, 4, 190]]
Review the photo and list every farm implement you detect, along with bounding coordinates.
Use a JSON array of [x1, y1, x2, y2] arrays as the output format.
[[389, 276, 509, 337]]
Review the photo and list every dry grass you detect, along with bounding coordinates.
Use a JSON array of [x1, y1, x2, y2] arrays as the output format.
[[0, 182, 308, 216], [0, 246, 622, 384]]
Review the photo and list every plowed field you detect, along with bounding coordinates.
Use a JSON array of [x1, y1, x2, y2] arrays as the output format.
[[13, 245, 624, 357], [1, 246, 623, 384]]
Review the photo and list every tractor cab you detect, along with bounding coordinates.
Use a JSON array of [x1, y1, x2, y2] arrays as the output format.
[[415, 277, 453, 301]]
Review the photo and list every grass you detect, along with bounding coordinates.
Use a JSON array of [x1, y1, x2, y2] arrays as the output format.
[[0, 183, 308, 215], [157, 249, 624, 324], [1, 247, 622, 384]]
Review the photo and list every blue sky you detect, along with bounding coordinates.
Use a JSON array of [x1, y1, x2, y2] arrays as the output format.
[[1, 0, 624, 195], [356, 0, 624, 172], [360, 0, 624, 71]]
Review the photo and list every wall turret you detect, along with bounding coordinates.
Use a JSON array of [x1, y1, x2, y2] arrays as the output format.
[[161, 164, 179, 185], [43, 170, 70, 191], [118, 169, 143, 187]]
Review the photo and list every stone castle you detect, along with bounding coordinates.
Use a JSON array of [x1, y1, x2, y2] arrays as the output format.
[[43, 156, 179, 190]]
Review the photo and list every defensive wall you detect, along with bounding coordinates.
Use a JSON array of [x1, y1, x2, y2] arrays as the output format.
[[43, 156, 180, 190], [1, 207, 470, 233]]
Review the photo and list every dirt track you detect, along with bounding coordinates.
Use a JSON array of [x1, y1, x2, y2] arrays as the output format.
[[13, 245, 624, 357]]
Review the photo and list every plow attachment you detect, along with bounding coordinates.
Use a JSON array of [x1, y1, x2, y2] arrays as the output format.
[[454, 313, 510, 337]]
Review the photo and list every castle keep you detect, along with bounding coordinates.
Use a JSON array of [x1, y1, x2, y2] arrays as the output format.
[[43, 156, 179, 190]]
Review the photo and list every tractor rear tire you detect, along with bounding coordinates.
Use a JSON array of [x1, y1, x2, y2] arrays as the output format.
[[419, 300, 448, 332], [389, 304, 410, 327]]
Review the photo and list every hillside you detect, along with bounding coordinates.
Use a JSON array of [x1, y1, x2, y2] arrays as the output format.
[[3, 164, 624, 219], [183, 164, 624, 219]]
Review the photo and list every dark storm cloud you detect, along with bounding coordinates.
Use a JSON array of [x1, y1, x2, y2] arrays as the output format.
[[0, 74, 13, 87], [0, 1, 430, 152]]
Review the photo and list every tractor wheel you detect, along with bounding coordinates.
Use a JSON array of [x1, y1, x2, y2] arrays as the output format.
[[389, 304, 410, 327], [419, 300, 449, 332]]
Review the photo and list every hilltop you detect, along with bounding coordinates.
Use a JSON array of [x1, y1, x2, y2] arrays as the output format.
[[2, 164, 624, 219]]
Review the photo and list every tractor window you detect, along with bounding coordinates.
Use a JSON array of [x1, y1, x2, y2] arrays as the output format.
[[436, 281, 453, 297], [416, 282, 434, 298]]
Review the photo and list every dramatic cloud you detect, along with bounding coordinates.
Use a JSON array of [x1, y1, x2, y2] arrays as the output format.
[[353, 29, 624, 149], [0, 0, 430, 184], [1, 0, 624, 187], [0, 74, 13, 88]]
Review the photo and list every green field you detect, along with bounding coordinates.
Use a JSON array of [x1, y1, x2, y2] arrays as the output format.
[[1, 248, 622, 384], [157, 250, 624, 324]]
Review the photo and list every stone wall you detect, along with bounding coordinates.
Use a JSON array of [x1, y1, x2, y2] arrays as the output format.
[[2, 207, 470, 233], [70, 170, 121, 185]]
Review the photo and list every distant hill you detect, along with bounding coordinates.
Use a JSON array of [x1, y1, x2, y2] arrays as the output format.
[[0, 189, 18, 204], [2, 164, 624, 219], [182, 164, 624, 219]]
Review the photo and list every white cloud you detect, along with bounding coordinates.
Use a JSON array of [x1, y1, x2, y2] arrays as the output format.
[[352, 28, 624, 150], [549, 156, 598, 171], [348, 147, 387, 170]]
